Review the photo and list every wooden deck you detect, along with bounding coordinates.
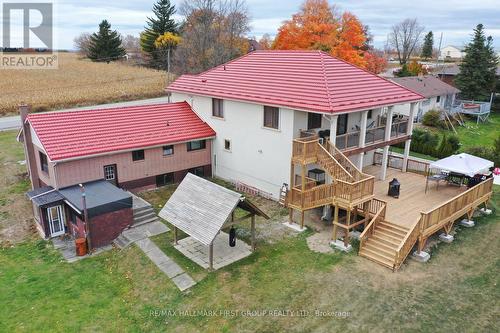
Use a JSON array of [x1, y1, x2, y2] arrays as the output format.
[[363, 165, 465, 228]]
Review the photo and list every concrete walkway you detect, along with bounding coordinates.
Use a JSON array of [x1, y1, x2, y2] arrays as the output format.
[[136, 238, 196, 291]]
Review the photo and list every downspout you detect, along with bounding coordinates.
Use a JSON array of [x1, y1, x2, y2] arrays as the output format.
[[79, 184, 92, 252]]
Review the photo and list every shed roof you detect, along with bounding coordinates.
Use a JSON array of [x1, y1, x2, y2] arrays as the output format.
[[167, 50, 424, 114], [26, 101, 215, 161], [26, 186, 65, 207], [390, 75, 460, 98], [159, 174, 268, 246]]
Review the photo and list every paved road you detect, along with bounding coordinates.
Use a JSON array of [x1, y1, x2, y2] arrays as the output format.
[[0, 115, 21, 131], [0, 96, 170, 131]]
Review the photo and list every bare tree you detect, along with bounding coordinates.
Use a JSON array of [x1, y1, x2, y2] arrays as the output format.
[[174, 0, 250, 74], [122, 34, 141, 53], [388, 18, 424, 65], [73, 33, 91, 57]]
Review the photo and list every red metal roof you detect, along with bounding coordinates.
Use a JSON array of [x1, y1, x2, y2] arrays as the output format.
[[167, 50, 424, 114], [27, 101, 215, 161]]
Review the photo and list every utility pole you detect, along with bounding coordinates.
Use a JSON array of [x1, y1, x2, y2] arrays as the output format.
[[436, 32, 443, 72], [167, 47, 171, 103], [80, 184, 91, 252]]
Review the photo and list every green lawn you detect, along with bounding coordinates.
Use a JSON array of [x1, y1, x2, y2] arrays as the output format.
[[1, 130, 499, 332], [453, 112, 500, 151]]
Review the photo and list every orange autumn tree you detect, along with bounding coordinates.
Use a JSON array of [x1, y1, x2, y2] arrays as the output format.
[[273, 0, 386, 73]]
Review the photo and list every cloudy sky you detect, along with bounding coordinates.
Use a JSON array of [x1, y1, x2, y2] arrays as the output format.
[[5, 0, 500, 50]]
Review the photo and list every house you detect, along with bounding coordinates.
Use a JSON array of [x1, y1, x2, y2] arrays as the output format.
[[437, 64, 500, 87], [19, 101, 215, 244], [390, 75, 460, 122], [439, 45, 464, 60], [167, 50, 424, 200]]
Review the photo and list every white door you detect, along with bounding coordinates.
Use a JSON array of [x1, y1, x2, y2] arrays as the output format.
[[47, 205, 65, 237]]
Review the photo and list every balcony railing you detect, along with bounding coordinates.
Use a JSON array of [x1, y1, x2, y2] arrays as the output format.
[[334, 117, 409, 151]]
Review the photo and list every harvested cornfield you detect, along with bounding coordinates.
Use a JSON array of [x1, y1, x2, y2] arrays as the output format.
[[0, 53, 168, 116]]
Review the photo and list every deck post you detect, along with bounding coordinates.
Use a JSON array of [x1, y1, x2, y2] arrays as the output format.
[[209, 242, 214, 271], [300, 211, 305, 230], [332, 205, 339, 240], [358, 110, 368, 169], [173, 226, 178, 245], [251, 214, 256, 251], [289, 161, 295, 224], [344, 208, 351, 247], [402, 102, 417, 172], [329, 115, 338, 146], [380, 106, 394, 181]]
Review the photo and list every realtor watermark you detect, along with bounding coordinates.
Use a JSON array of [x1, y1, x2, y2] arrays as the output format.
[[149, 308, 352, 319], [1, 1, 58, 69]]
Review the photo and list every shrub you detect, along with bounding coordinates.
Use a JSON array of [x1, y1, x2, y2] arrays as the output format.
[[422, 109, 443, 127], [447, 134, 461, 152], [465, 146, 495, 162], [410, 128, 461, 159]]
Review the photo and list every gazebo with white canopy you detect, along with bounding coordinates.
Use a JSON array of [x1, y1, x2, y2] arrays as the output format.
[[426, 153, 494, 192]]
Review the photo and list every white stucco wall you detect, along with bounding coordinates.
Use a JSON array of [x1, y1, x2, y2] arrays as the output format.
[[393, 99, 444, 121], [171, 92, 296, 199]]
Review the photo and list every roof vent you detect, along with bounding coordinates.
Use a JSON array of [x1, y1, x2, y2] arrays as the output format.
[[223, 65, 226, 71], [201, 79, 207, 83], [166, 121, 170, 126]]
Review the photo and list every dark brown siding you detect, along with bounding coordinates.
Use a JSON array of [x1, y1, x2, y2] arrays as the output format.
[[89, 208, 133, 249]]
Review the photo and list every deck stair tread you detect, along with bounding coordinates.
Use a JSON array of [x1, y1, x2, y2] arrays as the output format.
[[359, 217, 413, 270]]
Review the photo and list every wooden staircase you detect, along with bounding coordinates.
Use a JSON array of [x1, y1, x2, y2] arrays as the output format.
[[359, 220, 410, 270]]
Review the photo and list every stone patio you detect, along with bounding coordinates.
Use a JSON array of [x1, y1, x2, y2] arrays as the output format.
[[175, 232, 252, 270], [52, 237, 112, 263]]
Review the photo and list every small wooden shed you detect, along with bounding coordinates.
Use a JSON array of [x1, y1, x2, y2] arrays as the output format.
[[159, 174, 269, 270]]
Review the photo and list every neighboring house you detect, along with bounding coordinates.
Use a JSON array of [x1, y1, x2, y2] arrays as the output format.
[[437, 64, 500, 87], [390, 75, 460, 122], [439, 45, 464, 60], [19, 102, 215, 243], [167, 50, 424, 200]]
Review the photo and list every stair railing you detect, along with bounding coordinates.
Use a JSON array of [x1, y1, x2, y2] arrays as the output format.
[[359, 203, 386, 249]]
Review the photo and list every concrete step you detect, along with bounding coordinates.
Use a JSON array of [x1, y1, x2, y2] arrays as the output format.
[[134, 211, 157, 222], [113, 234, 132, 249], [133, 205, 152, 215], [134, 207, 155, 217], [131, 216, 160, 228]]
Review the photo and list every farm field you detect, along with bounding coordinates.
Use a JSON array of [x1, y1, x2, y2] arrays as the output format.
[[0, 129, 499, 332], [0, 53, 167, 116]]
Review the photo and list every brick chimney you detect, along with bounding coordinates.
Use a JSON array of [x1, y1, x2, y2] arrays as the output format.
[[19, 104, 40, 190]]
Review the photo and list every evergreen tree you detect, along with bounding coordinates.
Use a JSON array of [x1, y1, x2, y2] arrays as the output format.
[[455, 24, 499, 100], [87, 20, 125, 62], [141, 0, 177, 67], [421, 31, 433, 59]]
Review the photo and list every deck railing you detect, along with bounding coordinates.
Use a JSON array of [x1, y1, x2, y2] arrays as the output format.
[[335, 177, 375, 204], [292, 137, 319, 162], [418, 178, 493, 237], [324, 140, 364, 181], [287, 183, 336, 210], [357, 197, 387, 218], [359, 202, 387, 249], [374, 151, 430, 176], [394, 218, 420, 270]]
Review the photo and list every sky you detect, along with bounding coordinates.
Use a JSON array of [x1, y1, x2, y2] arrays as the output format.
[[3, 0, 500, 50]]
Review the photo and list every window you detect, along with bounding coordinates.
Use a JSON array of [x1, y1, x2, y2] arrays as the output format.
[[156, 173, 174, 187], [224, 139, 231, 151], [436, 96, 441, 103], [307, 113, 322, 129], [189, 166, 205, 177], [104, 165, 116, 181], [367, 109, 373, 119], [212, 98, 224, 118], [263, 106, 279, 129], [132, 150, 145, 161], [163, 145, 174, 156], [187, 140, 206, 151], [39, 152, 48, 173]]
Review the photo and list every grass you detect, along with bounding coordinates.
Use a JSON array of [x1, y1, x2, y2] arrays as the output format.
[[389, 146, 438, 161], [422, 112, 500, 152], [1, 130, 499, 332], [0, 53, 167, 116]]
